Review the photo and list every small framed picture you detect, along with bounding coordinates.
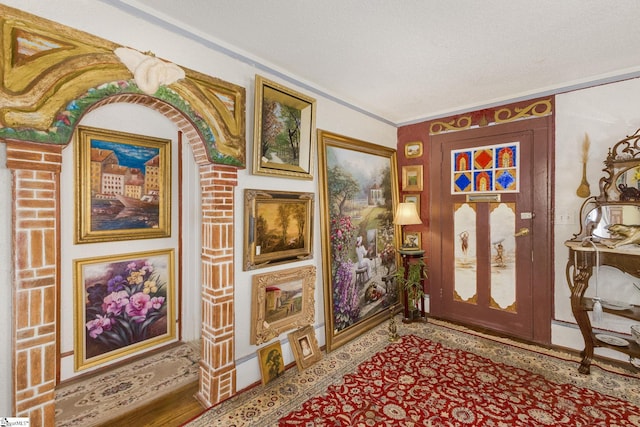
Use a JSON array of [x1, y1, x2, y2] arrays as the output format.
[[403, 194, 421, 213], [257, 341, 285, 385], [288, 325, 321, 371], [402, 165, 423, 191], [404, 141, 423, 158], [403, 231, 422, 250]]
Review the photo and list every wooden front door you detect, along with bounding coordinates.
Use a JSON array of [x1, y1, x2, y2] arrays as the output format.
[[428, 117, 552, 344]]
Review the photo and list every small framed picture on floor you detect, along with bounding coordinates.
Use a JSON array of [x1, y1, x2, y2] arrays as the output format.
[[257, 341, 285, 385], [288, 325, 321, 371]]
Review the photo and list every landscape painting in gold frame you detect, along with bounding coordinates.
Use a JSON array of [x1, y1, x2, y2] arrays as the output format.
[[403, 194, 421, 212], [404, 141, 423, 158], [74, 249, 176, 371], [253, 75, 316, 179], [317, 129, 402, 352], [402, 165, 423, 192], [75, 125, 171, 243], [243, 189, 314, 270], [288, 325, 321, 371], [250, 265, 316, 345]]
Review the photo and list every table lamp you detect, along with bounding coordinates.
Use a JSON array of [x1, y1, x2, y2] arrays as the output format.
[[393, 202, 422, 251]]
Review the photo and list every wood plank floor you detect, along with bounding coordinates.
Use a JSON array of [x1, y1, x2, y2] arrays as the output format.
[[95, 380, 205, 427]]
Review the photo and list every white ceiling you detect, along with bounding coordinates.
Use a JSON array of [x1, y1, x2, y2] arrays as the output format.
[[114, 0, 640, 126]]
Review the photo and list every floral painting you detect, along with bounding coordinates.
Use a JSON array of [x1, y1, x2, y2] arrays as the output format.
[[74, 250, 175, 371], [317, 130, 401, 352]]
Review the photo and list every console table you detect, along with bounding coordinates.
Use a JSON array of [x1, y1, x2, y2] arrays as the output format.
[[565, 240, 640, 374]]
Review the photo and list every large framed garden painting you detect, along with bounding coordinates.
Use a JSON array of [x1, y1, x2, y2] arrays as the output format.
[[317, 130, 401, 351]]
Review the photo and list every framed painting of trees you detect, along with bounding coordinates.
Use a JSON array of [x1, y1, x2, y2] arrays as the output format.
[[243, 189, 314, 270], [252, 75, 316, 180], [317, 130, 402, 352]]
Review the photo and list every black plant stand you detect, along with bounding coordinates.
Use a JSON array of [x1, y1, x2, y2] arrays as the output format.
[[398, 249, 426, 323]]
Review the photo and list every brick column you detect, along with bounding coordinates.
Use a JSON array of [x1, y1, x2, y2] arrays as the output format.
[[196, 164, 237, 407], [6, 141, 61, 426]]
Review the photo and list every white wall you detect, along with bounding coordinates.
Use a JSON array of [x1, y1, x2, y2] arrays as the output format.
[[0, 0, 398, 408], [58, 104, 182, 380], [553, 78, 640, 359]]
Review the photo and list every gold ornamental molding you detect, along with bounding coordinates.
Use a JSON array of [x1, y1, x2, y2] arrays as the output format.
[[0, 5, 246, 167], [429, 98, 553, 136], [494, 99, 552, 124], [429, 116, 472, 135]]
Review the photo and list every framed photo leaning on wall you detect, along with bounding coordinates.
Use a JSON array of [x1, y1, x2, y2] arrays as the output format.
[[288, 325, 321, 370]]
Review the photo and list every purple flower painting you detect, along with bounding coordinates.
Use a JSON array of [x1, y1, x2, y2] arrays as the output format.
[[75, 250, 175, 370]]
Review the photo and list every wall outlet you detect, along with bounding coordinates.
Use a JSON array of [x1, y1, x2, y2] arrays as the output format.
[[556, 211, 574, 224]]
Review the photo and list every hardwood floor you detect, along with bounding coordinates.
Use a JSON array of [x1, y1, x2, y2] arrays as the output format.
[[95, 380, 205, 427]]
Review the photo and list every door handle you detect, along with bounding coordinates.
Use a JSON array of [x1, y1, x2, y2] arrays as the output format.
[[514, 227, 530, 237]]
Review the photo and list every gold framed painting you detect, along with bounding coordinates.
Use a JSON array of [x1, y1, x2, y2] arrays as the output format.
[[243, 189, 314, 270], [402, 165, 423, 192], [404, 141, 423, 158], [250, 265, 316, 345], [257, 341, 285, 385], [403, 194, 421, 212], [288, 325, 321, 371], [403, 230, 422, 250], [317, 129, 402, 352], [75, 125, 171, 243], [253, 75, 316, 180], [74, 249, 176, 371]]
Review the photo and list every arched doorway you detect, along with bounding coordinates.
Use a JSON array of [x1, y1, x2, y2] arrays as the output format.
[[0, 6, 245, 424]]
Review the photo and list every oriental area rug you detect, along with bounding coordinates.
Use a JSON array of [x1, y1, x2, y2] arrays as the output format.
[[185, 319, 640, 426], [55, 340, 200, 426]]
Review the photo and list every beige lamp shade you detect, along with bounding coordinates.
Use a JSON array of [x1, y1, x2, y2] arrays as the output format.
[[393, 202, 422, 225]]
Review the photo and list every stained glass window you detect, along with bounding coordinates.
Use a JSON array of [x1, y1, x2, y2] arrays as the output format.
[[451, 142, 519, 194]]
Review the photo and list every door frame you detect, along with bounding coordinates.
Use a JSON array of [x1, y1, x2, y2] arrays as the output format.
[[428, 115, 554, 344]]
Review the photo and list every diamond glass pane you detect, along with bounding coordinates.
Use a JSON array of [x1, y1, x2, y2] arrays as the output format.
[[451, 142, 519, 194]]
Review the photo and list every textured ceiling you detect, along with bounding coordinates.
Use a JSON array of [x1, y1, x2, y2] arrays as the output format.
[[114, 0, 640, 126]]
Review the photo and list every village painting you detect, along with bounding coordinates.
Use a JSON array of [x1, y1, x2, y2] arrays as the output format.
[[264, 279, 303, 324], [76, 126, 170, 243]]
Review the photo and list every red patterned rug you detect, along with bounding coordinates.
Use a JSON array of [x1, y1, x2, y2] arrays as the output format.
[[279, 334, 640, 426]]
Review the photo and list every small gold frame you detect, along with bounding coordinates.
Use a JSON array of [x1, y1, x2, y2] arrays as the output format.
[[402, 165, 424, 191], [288, 325, 321, 371], [404, 141, 423, 158]]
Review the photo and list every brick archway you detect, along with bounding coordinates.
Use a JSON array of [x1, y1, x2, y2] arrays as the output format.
[[5, 94, 237, 425]]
